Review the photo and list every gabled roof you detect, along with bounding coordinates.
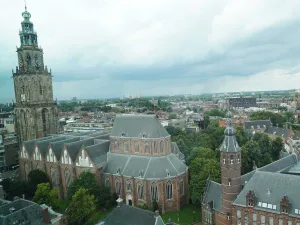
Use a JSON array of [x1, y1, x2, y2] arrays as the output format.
[[65, 137, 99, 161], [110, 115, 170, 138], [202, 180, 222, 211], [265, 126, 291, 139], [50, 137, 81, 160], [244, 120, 271, 129], [37, 136, 67, 157], [233, 171, 300, 217], [85, 140, 110, 166], [104, 153, 187, 179], [24, 136, 53, 155], [102, 204, 165, 225]]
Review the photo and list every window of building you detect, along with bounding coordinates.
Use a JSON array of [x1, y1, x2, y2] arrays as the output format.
[[154, 142, 158, 153], [151, 183, 158, 201], [166, 141, 169, 152], [227, 213, 231, 220], [230, 155, 234, 164], [205, 211, 212, 224], [160, 141, 164, 153], [126, 181, 132, 192], [105, 178, 110, 187], [237, 209, 241, 225], [134, 142, 139, 152], [253, 214, 257, 225], [261, 215, 265, 225], [244, 212, 249, 225], [137, 183, 143, 199], [145, 142, 150, 153], [166, 181, 172, 200], [269, 217, 273, 225], [65, 168, 72, 187], [223, 158, 226, 164], [115, 179, 121, 195], [124, 142, 129, 152], [279, 219, 283, 225], [50, 167, 56, 188], [228, 178, 231, 186], [180, 179, 184, 196]]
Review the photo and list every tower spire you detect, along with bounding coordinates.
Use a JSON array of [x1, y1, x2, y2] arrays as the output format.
[[24, 0, 27, 11]]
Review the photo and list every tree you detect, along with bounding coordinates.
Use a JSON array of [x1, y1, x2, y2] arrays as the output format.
[[33, 183, 58, 209], [250, 111, 286, 127], [27, 169, 49, 197], [187, 147, 216, 165], [67, 171, 111, 207], [203, 114, 210, 129], [66, 188, 96, 225], [165, 126, 184, 137], [168, 114, 177, 120], [195, 134, 214, 150], [241, 141, 261, 174], [271, 137, 283, 160], [0, 178, 26, 200], [235, 126, 249, 147]]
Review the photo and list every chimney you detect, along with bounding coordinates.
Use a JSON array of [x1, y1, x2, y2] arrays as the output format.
[[116, 197, 123, 207], [154, 210, 159, 218], [42, 208, 50, 224]]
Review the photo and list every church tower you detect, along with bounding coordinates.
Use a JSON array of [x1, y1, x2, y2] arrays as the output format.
[[13, 6, 58, 144], [220, 111, 241, 224]]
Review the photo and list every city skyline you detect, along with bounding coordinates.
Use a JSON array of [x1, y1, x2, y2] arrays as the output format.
[[1, 0, 300, 100]]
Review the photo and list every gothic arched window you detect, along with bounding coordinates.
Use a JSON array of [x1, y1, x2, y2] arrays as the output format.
[[50, 167, 57, 188], [126, 181, 132, 192], [65, 168, 72, 187], [115, 179, 121, 195], [166, 181, 172, 200], [151, 183, 158, 201], [24, 163, 29, 181], [154, 142, 158, 153], [160, 141, 164, 153], [134, 142, 139, 153], [137, 182, 143, 199], [124, 142, 129, 152], [41, 108, 48, 131], [145, 142, 150, 153], [180, 179, 184, 196]]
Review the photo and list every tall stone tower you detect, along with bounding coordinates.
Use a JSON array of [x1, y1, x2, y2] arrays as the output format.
[[220, 111, 241, 224], [13, 6, 58, 144]]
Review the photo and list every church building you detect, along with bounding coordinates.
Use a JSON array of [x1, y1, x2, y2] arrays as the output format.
[[19, 114, 189, 212], [202, 112, 300, 225], [12, 7, 58, 144]]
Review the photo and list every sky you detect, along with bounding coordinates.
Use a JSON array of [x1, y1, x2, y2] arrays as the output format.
[[1, 0, 300, 101]]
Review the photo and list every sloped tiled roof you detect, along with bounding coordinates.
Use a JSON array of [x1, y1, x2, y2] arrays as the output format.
[[110, 115, 170, 138], [102, 204, 165, 225], [202, 180, 222, 211], [85, 140, 110, 165], [244, 120, 271, 129], [265, 126, 291, 139], [50, 137, 81, 160]]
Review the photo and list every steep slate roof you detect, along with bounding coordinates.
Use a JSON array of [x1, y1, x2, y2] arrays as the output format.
[[24, 136, 52, 155], [110, 115, 170, 138], [244, 120, 271, 129], [265, 126, 291, 139], [171, 142, 185, 161], [285, 160, 300, 175], [104, 153, 187, 179], [233, 171, 300, 217], [202, 180, 222, 211], [85, 140, 110, 165], [50, 137, 80, 160], [220, 128, 241, 153], [241, 154, 298, 184], [65, 137, 100, 161], [37, 136, 67, 157], [101, 204, 165, 225], [0, 199, 48, 225]]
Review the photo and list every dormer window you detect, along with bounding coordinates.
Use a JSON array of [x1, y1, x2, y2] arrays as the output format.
[[246, 190, 257, 208], [139, 170, 144, 177], [280, 196, 291, 214], [142, 133, 147, 138], [166, 169, 170, 177], [121, 132, 125, 137], [228, 178, 231, 186], [117, 167, 121, 175]]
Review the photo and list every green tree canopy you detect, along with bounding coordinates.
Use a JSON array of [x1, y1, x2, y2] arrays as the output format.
[[33, 183, 58, 209], [27, 169, 49, 197], [0, 178, 26, 200], [271, 137, 284, 160], [250, 111, 286, 127], [66, 188, 96, 225]]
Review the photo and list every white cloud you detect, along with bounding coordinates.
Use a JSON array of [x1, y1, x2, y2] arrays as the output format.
[[1, 0, 300, 99]]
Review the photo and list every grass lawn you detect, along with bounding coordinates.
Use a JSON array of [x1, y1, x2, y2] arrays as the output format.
[[85, 208, 113, 225], [161, 205, 201, 225], [56, 199, 70, 214]]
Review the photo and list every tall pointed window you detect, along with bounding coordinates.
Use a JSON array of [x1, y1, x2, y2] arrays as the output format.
[[237, 210, 241, 225], [41, 108, 47, 131], [154, 142, 158, 153], [65, 168, 72, 187], [124, 142, 129, 152], [253, 214, 257, 225], [180, 179, 184, 195], [115, 179, 121, 195], [244, 212, 249, 225], [166, 181, 172, 200], [261, 215, 265, 225], [137, 182, 143, 199], [160, 141, 164, 153], [50, 167, 56, 188], [134, 142, 139, 152], [151, 183, 158, 201], [126, 181, 132, 192], [145, 142, 150, 153]]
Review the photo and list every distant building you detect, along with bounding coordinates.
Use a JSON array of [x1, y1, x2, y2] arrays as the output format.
[[0, 130, 19, 172], [228, 97, 257, 108], [202, 112, 300, 225]]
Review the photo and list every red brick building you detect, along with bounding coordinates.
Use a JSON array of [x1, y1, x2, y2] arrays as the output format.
[[202, 112, 300, 225]]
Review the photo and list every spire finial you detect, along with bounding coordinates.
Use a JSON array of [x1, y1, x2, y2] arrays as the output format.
[[24, 0, 27, 11]]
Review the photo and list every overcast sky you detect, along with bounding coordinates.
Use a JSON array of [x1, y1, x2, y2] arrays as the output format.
[[1, 0, 300, 101]]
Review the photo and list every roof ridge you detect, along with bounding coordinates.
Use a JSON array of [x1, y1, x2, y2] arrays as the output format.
[[143, 157, 152, 178], [167, 154, 179, 174], [122, 155, 132, 175]]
